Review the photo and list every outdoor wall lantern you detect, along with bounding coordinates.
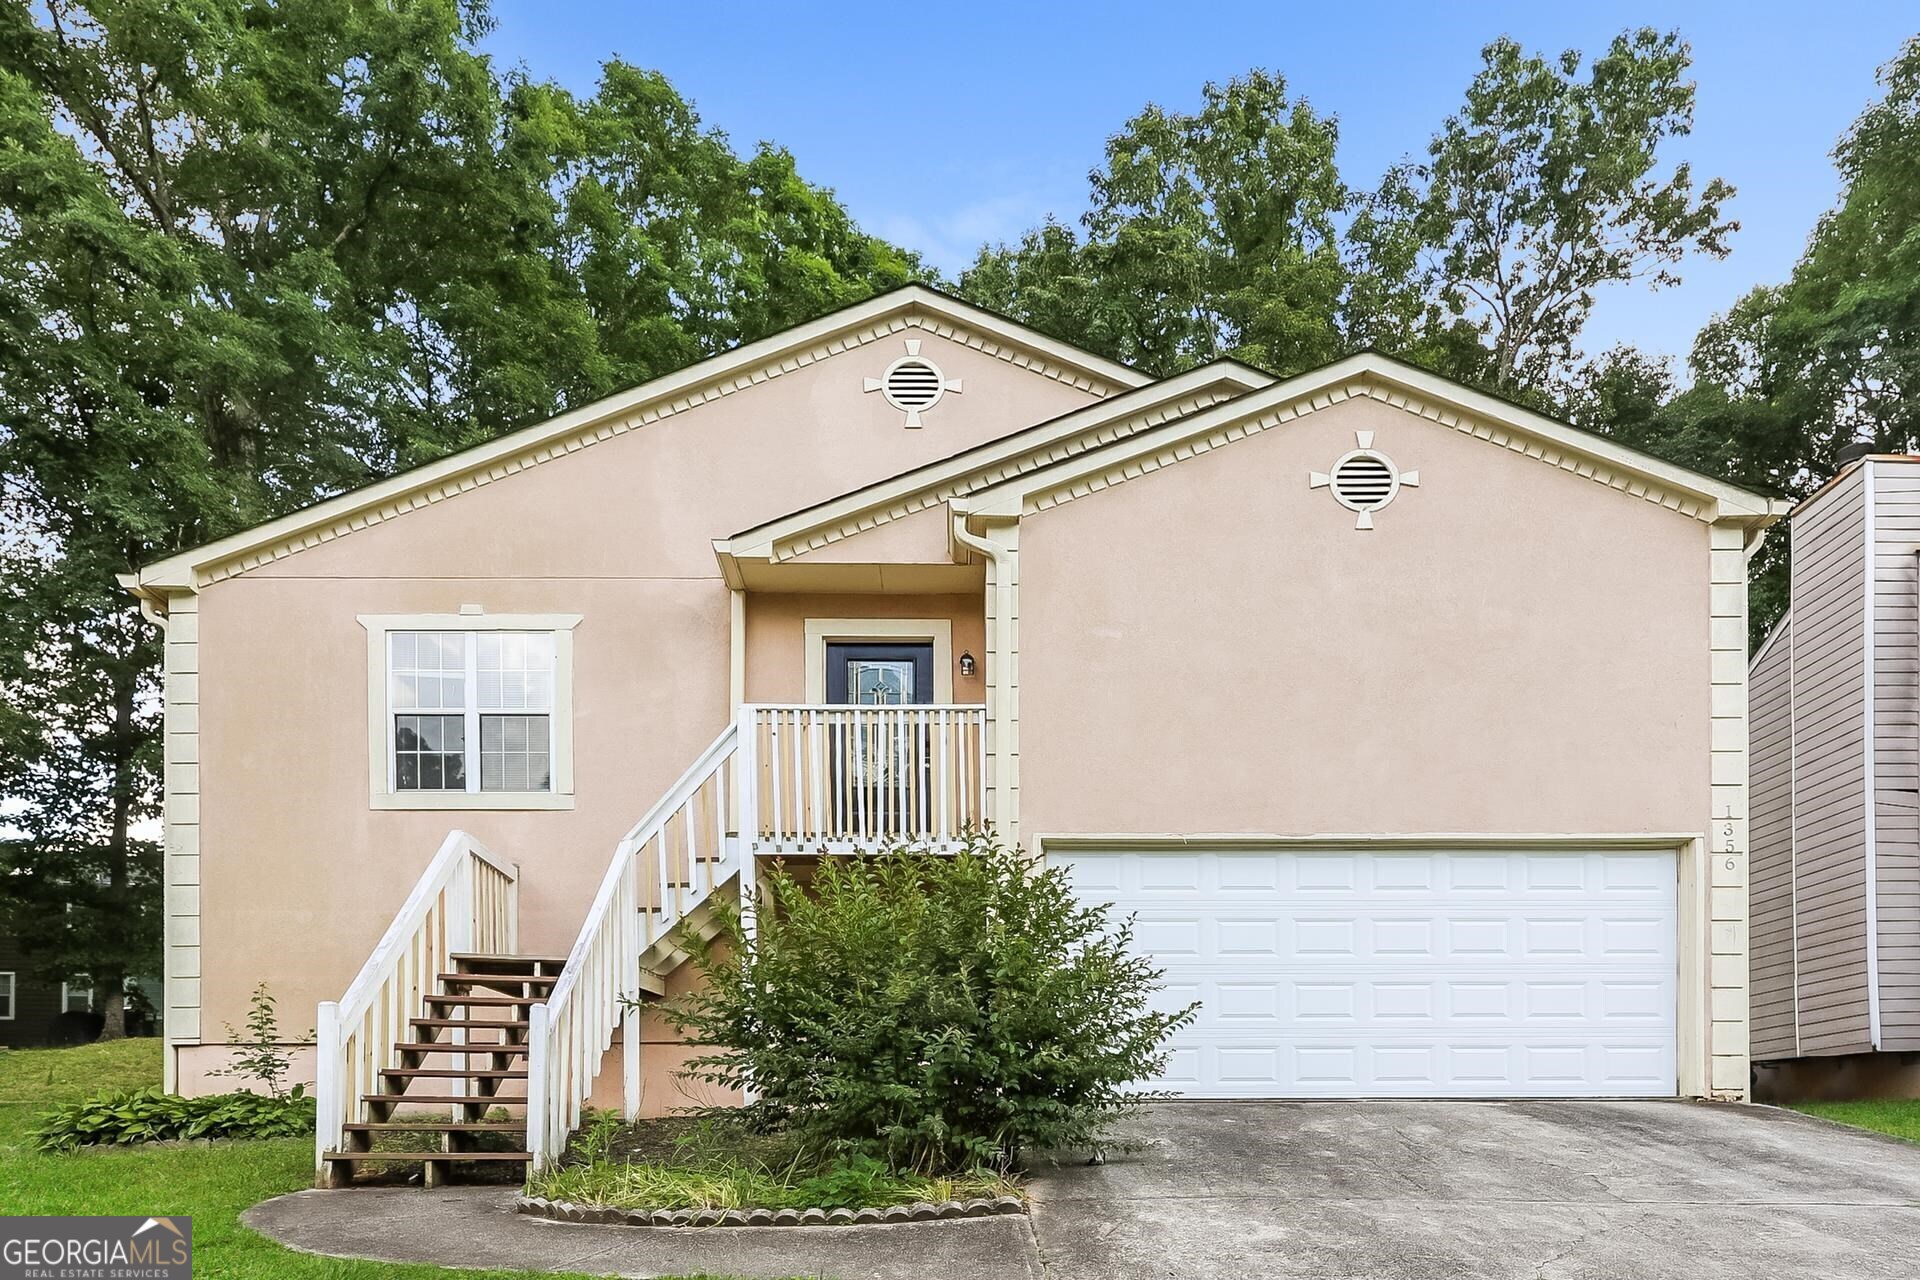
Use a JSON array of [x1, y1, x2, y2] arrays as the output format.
[[959, 651, 977, 679]]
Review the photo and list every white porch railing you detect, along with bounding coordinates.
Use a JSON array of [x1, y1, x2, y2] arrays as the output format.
[[314, 831, 518, 1176], [747, 705, 986, 853], [526, 703, 986, 1169]]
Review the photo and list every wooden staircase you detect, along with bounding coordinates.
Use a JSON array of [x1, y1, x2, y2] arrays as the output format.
[[319, 953, 562, 1187]]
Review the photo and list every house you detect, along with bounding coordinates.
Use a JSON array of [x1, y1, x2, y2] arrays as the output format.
[[120, 286, 1787, 1184], [0, 934, 80, 1048], [1749, 451, 1920, 1100]]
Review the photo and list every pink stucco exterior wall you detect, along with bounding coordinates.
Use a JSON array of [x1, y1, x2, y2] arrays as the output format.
[[177, 330, 1091, 1097], [1016, 395, 1712, 844]]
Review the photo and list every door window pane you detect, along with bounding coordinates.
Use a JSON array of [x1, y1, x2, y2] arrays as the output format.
[[848, 659, 913, 705]]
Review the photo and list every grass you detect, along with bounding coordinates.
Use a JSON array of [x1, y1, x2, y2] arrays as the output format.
[[0, 1040, 756, 1280], [1791, 1099, 1920, 1145], [527, 1113, 1022, 1212]]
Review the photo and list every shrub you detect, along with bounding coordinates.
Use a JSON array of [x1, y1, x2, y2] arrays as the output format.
[[209, 983, 305, 1097], [32, 1086, 316, 1152], [658, 836, 1196, 1171]]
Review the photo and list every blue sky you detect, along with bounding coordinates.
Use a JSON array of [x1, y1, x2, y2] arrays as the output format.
[[481, 1, 1916, 370]]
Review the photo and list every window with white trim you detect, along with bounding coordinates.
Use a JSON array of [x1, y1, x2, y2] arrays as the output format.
[[62, 980, 92, 1014], [388, 630, 555, 794], [0, 973, 14, 1020]]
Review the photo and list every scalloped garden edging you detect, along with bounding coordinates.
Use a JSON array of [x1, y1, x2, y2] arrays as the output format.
[[514, 1192, 1027, 1229]]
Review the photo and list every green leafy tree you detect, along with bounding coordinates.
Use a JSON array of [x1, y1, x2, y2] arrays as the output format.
[[1396, 29, 1737, 394], [0, 0, 915, 1034], [962, 71, 1351, 377]]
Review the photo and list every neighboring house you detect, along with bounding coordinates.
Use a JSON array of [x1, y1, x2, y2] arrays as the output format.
[[120, 287, 1787, 1184], [0, 934, 82, 1048], [1749, 452, 1920, 1099]]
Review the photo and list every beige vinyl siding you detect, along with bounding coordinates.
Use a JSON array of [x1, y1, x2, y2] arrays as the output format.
[[1872, 460, 1920, 1049], [1787, 466, 1873, 1056], [1749, 614, 1797, 1059]]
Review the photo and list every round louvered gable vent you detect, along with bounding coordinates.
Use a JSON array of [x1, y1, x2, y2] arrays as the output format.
[[1309, 430, 1419, 529], [1331, 452, 1397, 511], [882, 357, 947, 411]]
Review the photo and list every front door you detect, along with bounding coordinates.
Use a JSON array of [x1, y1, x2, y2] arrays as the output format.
[[824, 642, 934, 838], [824, 643, 934, 706]]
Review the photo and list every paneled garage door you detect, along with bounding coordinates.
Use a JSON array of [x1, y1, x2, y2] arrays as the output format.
[[1052, 847, 1678, 1098]]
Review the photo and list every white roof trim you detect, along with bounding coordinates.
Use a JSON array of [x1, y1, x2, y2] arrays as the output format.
[[960, 353, 1790, 525], [717, 362, 1272, 566], [129, 287, 1149, 592]]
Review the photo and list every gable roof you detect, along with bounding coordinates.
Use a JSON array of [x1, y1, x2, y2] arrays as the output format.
[[718, 350, 1790, 570], [714, 359, 1272, 575], [957, 351, 1790, 528], [124, 285, 1150, 594]]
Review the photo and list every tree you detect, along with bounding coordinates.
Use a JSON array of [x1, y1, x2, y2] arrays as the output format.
[[1397, 29, 1737, 394], [0, 0, 916, 1035], [961, 71, 1351, 377]]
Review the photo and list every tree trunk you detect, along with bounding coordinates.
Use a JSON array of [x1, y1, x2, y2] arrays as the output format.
[[98, 969, 126, 1040]]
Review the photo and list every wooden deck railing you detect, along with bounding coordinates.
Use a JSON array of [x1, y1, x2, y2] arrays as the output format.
[[314, 831, 518, 1176], [747, 705, 986, 852]]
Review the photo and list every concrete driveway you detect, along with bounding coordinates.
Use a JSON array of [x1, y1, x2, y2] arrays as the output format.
[[1025, 1100, 1920, 1280]]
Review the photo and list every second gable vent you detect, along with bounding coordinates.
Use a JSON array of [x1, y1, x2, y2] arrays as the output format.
[[1332, 454, 1395, 510]]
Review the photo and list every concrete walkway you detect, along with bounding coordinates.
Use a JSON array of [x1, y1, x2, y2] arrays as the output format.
[[247, 1101, 1920, 1280], [244, 1185, 1040, 1278]]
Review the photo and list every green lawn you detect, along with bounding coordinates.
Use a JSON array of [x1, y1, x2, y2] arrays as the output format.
[[0, 1039, 743, 1280], [1791, 1099, 1920, 1145]]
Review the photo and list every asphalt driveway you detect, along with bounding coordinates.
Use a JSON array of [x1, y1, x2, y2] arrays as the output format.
[[250, 1100, 1920, 1279], [1025, 1100, 1920, 1280]]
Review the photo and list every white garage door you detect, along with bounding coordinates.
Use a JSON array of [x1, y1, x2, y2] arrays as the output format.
[[1053, 847, 1678, 1098]]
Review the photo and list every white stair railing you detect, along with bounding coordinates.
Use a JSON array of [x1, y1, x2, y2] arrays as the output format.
[[526, 703, 988, 1170], [315, 831, 518, 1180], [528, 718, 748, 1168]]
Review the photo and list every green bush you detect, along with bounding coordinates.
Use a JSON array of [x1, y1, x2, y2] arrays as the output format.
[[659, 836, 1196, 1171], [32, 1086, 316, 1152]]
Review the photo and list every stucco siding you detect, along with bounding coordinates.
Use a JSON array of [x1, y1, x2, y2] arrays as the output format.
[[1786, 466, 1871, 1056], [1016, 394, 1711, 840], [1749, 615, 1796, 1059], [175, 329, 1093, 1091], [1873, 460, 1920, 1049]]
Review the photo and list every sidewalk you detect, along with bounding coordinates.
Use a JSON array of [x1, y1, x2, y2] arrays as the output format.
[[243, 1185, 1042, 1280]]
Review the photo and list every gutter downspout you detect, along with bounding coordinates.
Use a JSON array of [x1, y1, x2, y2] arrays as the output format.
[[950, 506, 1016, 843], [119, 576, 175, 1091]]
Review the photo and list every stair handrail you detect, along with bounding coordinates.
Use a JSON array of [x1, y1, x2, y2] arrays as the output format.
[[314, 830, 518, 1179], [528, 715, 749, 1168]]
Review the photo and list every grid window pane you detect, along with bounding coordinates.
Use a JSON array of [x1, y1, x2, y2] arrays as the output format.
[[391, 632, 467, 711], [394, 714, 465, 790], [481, 714, 551, 792], [0, 974, 13, 1020], [477, 633, 553, 713]]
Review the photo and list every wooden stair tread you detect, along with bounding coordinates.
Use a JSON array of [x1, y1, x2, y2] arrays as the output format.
[[437, 972, 556, 988], [322, 1149, 530, 1163], [450, 952, 569, 966], [422, 993, 544, 1007], [411, 1017, 530, 1030], [361, 1093, 526, 1106], [382, 1067, 526, 1079], [390, 1042, 529, 1055]]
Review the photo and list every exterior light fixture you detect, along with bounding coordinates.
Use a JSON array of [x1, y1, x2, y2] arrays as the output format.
[[959, 651, 977, 679]]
